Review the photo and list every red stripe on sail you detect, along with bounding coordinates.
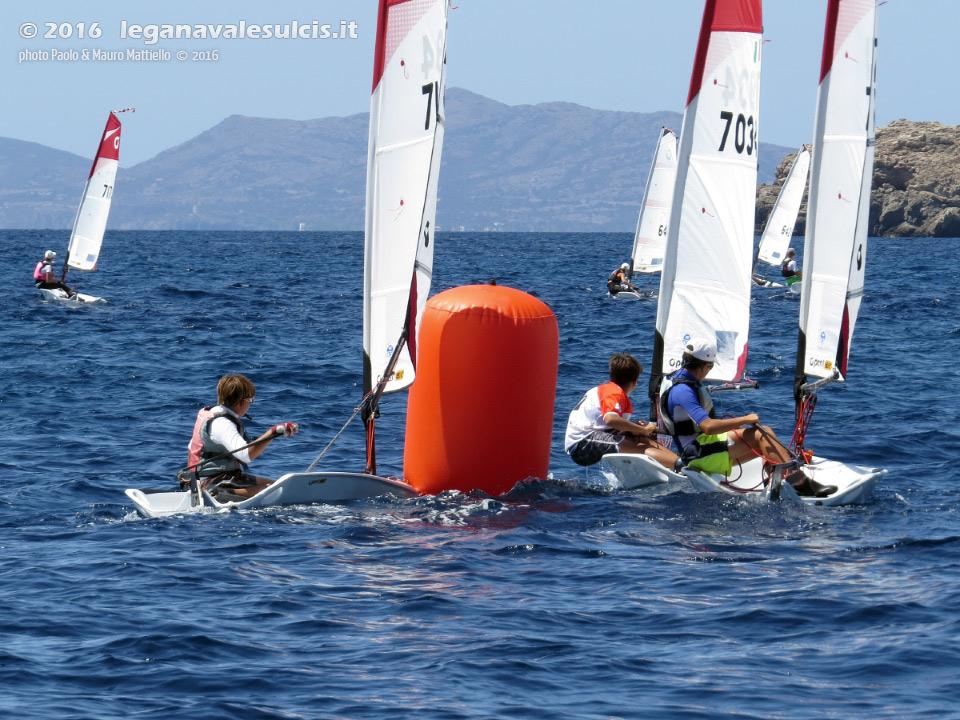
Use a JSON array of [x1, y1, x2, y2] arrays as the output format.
[[88, 113, 121, 178], [819, 0, 874, 84], [406, 269, 419, 368], [687, 0, 763, 107], [371, 0, 391, 92], [837, 304, 851, 377], [736, 342, 748, 381], [819, 0, 842, 83]]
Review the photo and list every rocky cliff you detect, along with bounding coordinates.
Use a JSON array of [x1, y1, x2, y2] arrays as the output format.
[[756, 120, 960, 237]]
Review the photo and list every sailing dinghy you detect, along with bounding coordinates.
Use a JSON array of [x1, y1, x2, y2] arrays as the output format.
[[126, 0, 451, 517], [604, 0, 763, 489], [612, 128, 678, 301], [622, 0, 884, 505], [38, 110, 131, 304], [752, 145, 811, 289], [788, 0, 885, 505]]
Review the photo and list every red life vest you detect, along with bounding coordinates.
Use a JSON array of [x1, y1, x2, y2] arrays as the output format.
[[187, 406, 218, 469], [187, 406, 251, 475], [33, 261, 49, 282]]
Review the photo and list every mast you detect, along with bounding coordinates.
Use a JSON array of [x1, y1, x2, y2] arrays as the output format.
[[793, 0, 878, 418], [649, 0, 763, 416], [361, 0, 449, 473]]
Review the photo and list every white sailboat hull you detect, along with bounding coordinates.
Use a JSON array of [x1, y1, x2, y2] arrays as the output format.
[[610, 290, 651, 301], [37, 287, 105, 304], [126, 472, 418, 518], [681, 455, 883, 506], [602, 452, 683, 489]]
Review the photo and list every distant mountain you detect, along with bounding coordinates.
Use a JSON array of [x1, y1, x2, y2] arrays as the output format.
[[0, 138, 89, 228], [0, 88, 793, 232]]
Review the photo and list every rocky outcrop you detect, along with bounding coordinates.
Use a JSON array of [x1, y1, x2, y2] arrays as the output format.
[[756, 120, 960, 237]]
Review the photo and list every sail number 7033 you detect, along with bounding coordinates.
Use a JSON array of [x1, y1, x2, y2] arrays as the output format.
[[718, 111, 755, 155]]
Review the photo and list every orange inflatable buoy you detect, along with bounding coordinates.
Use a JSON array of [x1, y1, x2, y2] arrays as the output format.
[[404, 285, 559, 496]]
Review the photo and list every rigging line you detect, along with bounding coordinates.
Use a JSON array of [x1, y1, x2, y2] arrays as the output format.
[[745, 423, 803, 464], [304, 403, 363, 473], [306, 326, 410, 472]]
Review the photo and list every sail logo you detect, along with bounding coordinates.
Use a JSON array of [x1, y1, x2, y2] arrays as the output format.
[[809, 357, 833, 370], [104, 127, 121, 150], [819, 331, 826, 345]]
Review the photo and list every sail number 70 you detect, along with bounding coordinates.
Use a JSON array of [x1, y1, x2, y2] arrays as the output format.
[[718, 111, 755, 155]]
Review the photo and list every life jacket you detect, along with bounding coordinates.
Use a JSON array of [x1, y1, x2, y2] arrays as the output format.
[[781, 259, 796, 278], [660, 372, 733, 473], [659, 373, 713, 436], [608, 269, 625, 284], [33, 261, 49, 282], [189, 406, 250, 477]]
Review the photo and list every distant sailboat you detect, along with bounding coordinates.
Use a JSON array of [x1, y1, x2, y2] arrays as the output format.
[[126, 0, 451, 516], [752, 145, 811, 288], [628, 127, 678, 285], [38, 109, 131, 303]]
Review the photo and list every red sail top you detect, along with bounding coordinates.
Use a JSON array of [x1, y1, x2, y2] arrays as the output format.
[[819, 0, 874, 83], [89, 113, 121, 178], [687, 0, 763, 107], [371, 0, 435, 93]]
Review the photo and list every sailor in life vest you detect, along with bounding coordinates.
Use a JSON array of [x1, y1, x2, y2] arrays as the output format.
[[780, 248, 802, 279], [186, 373, 300, 501], [660, 338, 836, 497], [607, 263, 640, 296], [564, 352, 677, 470], [33, 250, 75, 296]]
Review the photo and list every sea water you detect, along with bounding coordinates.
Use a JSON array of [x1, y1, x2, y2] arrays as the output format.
[[1, 230, 959, 719]]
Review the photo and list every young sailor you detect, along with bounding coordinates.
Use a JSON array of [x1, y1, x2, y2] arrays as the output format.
[[187, 374, 299, 501], [780, 248, 802, 280], [565, 353, 677, 469], [660, 339, 836, 497], [33, 250, 75, 297], [607, 263, 640, 296]]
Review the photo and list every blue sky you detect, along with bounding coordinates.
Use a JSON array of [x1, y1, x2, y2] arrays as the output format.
[[2, 1, 953, 166]]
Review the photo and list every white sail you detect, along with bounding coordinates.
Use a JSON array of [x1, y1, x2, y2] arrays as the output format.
[[363, 0, 448, 396], [630, 128, 678, 274], [756, 145, 811, 268], [797, 0, 877, 381], [66, 112, 122, 272], [654, 0, 763, 385]]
